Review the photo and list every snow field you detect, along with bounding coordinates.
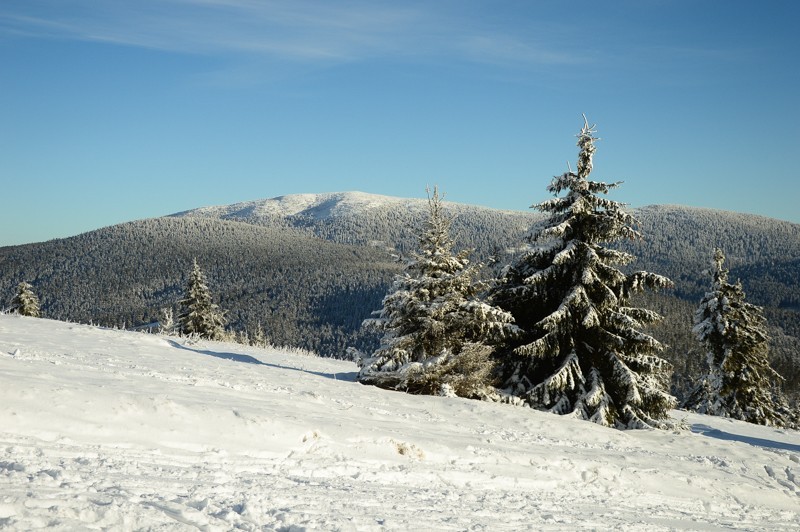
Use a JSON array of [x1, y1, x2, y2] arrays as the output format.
[[1, 315, 798, 530]]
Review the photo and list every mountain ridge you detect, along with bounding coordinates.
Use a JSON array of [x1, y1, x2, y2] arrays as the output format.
[[170, 190, 537, 221], [171, 191, 800, 232], [2, 192, 798, 401]]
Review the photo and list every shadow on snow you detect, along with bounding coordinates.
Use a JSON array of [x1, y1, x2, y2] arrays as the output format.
[[166, 340, 358, 382], [691, 423, 800, 452]]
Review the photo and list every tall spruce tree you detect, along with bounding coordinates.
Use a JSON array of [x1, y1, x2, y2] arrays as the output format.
[[178, 259, 227, 340], [11, 281, 41, 317], [357, 187, 517, 398], [684, 249, 794, 427], [491, 117, 676, 429]]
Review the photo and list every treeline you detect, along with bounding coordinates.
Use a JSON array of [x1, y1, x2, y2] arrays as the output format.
[[175, 193, 800, 403], [0, 217, 400, 356], [2, 195, 799, 402], [625, 205, 800, 307], [178, 195, 800, 312]]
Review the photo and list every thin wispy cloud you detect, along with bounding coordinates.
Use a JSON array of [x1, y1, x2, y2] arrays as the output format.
[[0, 0, 585, 66], [458, 34, 588, 67]]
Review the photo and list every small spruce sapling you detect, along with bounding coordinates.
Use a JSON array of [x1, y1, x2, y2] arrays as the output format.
[[158, 307, 176, 335], [251, 323, 268, 348], [177, 259, 228, 341], [11, 281, 41, 317]]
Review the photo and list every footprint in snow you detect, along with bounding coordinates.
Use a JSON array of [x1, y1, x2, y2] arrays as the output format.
[[764, 464, 799, 494]]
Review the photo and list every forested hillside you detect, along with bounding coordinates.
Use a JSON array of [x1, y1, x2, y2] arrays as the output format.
[[172, 191, 538, 260], [175, 193, 800, 402], [627, 205, 800, 307], [2, 193, 798, 401], [0, 217, 400, 355], [175, 194, 800, 310]]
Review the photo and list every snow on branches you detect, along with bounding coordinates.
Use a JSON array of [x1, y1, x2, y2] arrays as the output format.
[[491, 117, 676, 429], [177, 259, 228, 341], [357, 187, 517, 399], [11, 281, 41, 317], [684, 249, 795, 428]]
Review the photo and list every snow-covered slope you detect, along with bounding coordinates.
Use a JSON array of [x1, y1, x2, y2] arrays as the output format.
[[2, 315, 799, 530]]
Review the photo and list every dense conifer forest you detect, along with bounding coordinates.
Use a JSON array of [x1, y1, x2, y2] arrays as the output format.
[[0, 217, 400, 355], [1, 193, 798, 403]]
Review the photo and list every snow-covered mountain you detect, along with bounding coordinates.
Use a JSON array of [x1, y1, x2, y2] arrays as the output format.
[[170, 192, 800, 318], [171, 191, 538, 257], [172, 190, 529, 224], [2, 191, 800, 400], [173, 191, 424, 221], [1, 314, 798, 530], [171, 192, 800, 294]]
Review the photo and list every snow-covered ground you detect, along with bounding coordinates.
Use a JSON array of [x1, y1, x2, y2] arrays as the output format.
[[1, 315, 798, 531]]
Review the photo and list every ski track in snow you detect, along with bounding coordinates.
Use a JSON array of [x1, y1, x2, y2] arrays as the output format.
[[1, 315, 798, 531]]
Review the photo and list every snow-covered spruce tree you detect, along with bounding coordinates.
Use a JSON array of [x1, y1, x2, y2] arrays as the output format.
[[177, 259, 227, 341], [491, 117, 676, 429], [158, 307, 176, 335], [684, 249, 794, 427], [11, 281, 41, 317], [251, 323, 268, 348], [357, 186, 517, 399]]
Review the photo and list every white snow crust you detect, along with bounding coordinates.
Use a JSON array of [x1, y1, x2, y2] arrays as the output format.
[[173, 191, 526, 224], [174, 192, 422, 222], [1, 315, 799, 530]]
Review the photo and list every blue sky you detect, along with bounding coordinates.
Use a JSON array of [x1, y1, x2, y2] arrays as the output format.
[[1, 1, 798, 245]]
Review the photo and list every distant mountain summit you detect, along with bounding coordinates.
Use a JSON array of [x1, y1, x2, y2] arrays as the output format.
[[170, 192, 800, 286], [172, 190, 533, 228], [171, 191, 538, 253], [173, 191, 428, 222]]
